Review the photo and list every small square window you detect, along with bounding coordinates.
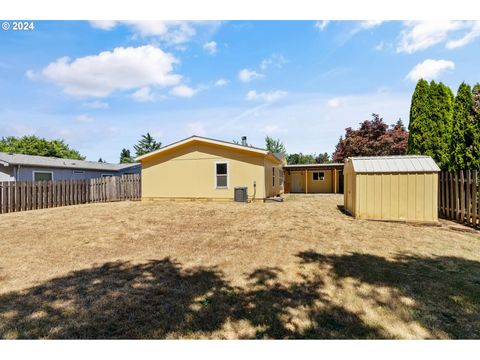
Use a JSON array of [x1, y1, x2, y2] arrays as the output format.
[[313, 171, 325, 181], [217, 175, 227, 187], [216, 163, 227, 175], [215, 162, 228, 189]]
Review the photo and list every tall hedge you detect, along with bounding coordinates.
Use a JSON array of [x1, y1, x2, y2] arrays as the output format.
[[428, 81, 454, 169], [470, 84, 480, 170], [407, 79, 431, 156], [407, 80, 454, 169], [449, 83, 473, 171]]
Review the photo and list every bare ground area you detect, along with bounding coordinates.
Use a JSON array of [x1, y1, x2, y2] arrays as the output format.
[[0, 194, 479, 339]]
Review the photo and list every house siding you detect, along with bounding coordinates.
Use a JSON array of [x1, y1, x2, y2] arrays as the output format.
[[140, 141, 278, 200], [15, 166, 119, 181], [264, 158, 283, 197], [0, 166, 14, 181], [0, 165, 140, 182], [284, 169, 341, 194]]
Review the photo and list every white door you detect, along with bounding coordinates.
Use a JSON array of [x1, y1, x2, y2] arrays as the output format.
[[291, 173, 302, 192]]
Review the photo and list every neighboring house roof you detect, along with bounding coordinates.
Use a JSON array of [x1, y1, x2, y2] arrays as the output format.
[[284, 163, 344, 171], [0, 152, 141, 172], [348, 155, 440, 173], [135, 135, 284, 163]]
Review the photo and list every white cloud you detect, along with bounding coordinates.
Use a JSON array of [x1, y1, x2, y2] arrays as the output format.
[[446, 21, 480, 49], [186, 121, 207, 136], [315, 21, 330, 31], [76, 114, 95, 123], [83, 100, 109, 109], [132, 87, 155, 102], [25, 69, 37, 80], [215, 78, 229, 87], [29, 45, 181, 98], [260, 54, 287, 71], [89, 21, 222, 45], [327, 97, 346, 108], [406, 59, 455, 82], [203, 41, 217, 54], [359, 20, 385, 30], [339, 21, 386, 44], [89, 20, 117, 30], [397, 21, 467, 53], [246, 90, 288, 103], [238, 69, 264, 82], [169, 85, 197, 98]]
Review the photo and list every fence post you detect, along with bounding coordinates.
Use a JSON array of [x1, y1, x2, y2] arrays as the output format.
[[460, 171, 465, 223], [473, 170, 478, 228], [466, 170, 471, 225]]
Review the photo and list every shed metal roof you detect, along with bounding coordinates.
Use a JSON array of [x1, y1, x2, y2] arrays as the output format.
[[349, 155, 440, 173], [0, 152, 140, 172]]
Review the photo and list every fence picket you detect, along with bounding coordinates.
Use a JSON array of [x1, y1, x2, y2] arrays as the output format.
[[474, 170, 478, 228], [438, 169, 480, 228], [0, 175, 140, 214]]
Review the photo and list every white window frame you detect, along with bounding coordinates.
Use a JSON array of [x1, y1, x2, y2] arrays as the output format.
[[32, 170, 54, 181], [214, 161, 229, 189], [312, 171, 325, 181], [279, 168, 284, 186], [272, 167, 275, 187]]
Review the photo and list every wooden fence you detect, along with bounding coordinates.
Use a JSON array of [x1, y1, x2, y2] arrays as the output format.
[[0, 174, 141, 214], [439, 170, 479, 228]]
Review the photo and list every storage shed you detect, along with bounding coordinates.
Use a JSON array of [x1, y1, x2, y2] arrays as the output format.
[[344, 155, 440, 223]]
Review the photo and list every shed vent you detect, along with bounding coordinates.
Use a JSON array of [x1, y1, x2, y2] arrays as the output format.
[[234, 187, 248, 202]]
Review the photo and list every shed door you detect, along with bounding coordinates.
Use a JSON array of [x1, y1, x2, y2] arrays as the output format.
[[291, 173, 302, 193]]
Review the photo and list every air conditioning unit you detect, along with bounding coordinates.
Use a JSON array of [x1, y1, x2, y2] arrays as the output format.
[[234, 187, 248, 202]]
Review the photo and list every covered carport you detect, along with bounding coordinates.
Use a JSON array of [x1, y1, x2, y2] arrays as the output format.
[[283, 163, 344, 194]]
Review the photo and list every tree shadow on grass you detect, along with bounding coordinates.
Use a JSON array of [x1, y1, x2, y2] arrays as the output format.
[[297, 251, 480, 339], [0, 258, 380, 339], [5, 251, 475, 339], [238, 267, 380, 339], [0, 258, 238, 339]]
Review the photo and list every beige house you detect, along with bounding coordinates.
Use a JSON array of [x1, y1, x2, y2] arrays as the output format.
[[344, 155, 440, 223], [135, 136, 284, 201]]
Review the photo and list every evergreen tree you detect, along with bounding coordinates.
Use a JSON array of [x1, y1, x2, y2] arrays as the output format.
[[134, 133, 161, 157], [265, 136, 286, 154], [315, 152, 331, 164], [287, 153, 316, 164], [449, 83, 473, 171], [407, 79, 430, 156], [470, 83, 480, 170], [427, 81, 454, 169], [120, 148, 134, 163]]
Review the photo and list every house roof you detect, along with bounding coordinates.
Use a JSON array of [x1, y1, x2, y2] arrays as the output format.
[[284, 163, 344, 171], [135, 135, 284, 163], [0, 152, 141, 172], [348, 155, 440, 173]]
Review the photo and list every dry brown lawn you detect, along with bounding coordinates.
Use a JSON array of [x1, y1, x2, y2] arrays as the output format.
[[0, 194, 479, 339]]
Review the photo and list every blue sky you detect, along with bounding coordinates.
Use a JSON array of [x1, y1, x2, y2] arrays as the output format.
[[0, 20, 479, 162]]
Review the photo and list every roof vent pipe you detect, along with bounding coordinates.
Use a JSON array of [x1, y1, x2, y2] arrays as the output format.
[[241, 136, 247, 146]]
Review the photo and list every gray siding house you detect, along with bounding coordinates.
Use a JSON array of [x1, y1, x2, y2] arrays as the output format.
[[0, 152, 141, 182]]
